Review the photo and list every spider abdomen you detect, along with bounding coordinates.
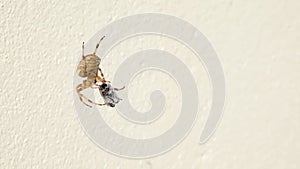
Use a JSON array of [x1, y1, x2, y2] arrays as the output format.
[[77, 54, 101, 77]]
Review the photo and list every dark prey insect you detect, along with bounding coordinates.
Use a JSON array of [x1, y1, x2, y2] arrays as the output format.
[[98, 82, 125, 107], [76, 36, 124, 108]]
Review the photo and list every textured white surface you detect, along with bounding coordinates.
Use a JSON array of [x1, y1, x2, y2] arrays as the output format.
[[1, 0, 299, 168]]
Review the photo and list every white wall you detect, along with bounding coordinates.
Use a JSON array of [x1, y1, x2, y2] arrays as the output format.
[[1, 0, 299, 168]]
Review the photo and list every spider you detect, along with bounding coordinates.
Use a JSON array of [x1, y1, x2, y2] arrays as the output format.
[[76, 36, 124, 108]]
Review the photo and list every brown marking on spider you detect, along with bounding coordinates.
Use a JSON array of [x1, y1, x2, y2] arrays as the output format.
[[76, 36, 124, 108]]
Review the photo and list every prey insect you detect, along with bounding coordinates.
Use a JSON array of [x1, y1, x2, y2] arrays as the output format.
[[76, 36, 124, 108], [98, 82, 125, 107]]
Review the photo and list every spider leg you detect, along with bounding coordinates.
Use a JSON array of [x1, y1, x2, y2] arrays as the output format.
[[91, 83, 100, 89], [76, 83, 92, 108], [93, 36, 105, 55], [97, 68, 110, 83], [79, 94, 92, 108], [114, 86, 125, 91], [82, 42, 85, 59], [86, 99, 106, 106], [76, 80, 106, 108], [96, 75, 107, 83]]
